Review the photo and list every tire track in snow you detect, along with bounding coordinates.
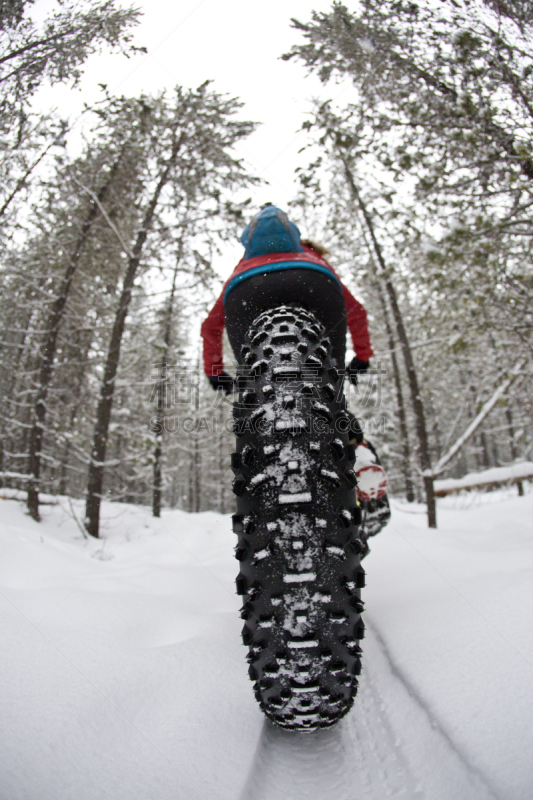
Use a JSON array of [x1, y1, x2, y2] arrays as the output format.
[[239, 618, 502, 800], [238, 626, 431, 799], [238, 705, 428, 800], [356, 618, 502, 800], [238, 720, 357, 800]]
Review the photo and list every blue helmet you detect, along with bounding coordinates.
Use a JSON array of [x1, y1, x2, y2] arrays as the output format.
[[240, 203, 303, 260]]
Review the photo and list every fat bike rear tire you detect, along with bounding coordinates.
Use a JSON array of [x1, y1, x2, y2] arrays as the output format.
[[231, 306, 365, 733]]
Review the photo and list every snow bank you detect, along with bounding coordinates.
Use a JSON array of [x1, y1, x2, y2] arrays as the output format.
[[1, 490, 532, 799]]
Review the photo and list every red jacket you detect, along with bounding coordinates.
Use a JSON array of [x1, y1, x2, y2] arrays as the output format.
[[201, 245, 373, 376]]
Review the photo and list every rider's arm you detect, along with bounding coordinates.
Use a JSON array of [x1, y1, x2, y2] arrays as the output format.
[[342, 284, 374, 361], [200, 291, 225, 377]]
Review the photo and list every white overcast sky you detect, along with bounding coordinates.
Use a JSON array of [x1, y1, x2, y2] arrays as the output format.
[[78, 0, 338, 208], [33, 0, 358, 273]]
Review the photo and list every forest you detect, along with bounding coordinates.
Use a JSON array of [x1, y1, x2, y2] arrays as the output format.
[[1, 0, 532, 534]]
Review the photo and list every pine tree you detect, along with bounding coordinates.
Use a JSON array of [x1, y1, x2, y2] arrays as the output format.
[[0, 0, 142, 224], [84, 85, 257, 537], [284, 0, 533, 510]]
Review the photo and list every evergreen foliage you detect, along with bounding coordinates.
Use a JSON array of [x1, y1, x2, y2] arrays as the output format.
[[0, 0, 142, 226], [0, 2, 256, 533], [284, 0, 532, 516], [1, 0, 531, 532]]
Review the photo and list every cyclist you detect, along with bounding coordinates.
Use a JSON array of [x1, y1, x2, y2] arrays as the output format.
[[201, 204, 390, 542]]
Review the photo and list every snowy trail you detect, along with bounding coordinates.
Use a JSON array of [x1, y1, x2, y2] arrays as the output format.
[[353, 621, 499, 800], [239, 617, 496, 800], [1, 488, 532, 799], [239, 624, 430, 800]]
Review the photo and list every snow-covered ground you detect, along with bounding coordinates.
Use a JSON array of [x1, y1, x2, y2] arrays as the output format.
[[1, 487, 532, 800]]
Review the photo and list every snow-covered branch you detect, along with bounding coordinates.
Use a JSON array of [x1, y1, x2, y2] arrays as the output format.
[[426, 359, 526, 478], [71, 177, 134, 259]]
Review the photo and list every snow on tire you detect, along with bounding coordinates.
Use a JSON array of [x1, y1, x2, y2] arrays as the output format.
[[231, 306, 365, 732]]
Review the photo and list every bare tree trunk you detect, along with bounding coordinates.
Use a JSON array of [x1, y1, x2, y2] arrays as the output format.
[[506, 406, 524, 495], [152, 244, 183, 517], [193, 431, 200, 513], [342, 159, 436, 526], [26, 158, 121, 521], [85, 139, 183, 537], [217, 404, 226, 513], [192, 362, 201, 513], [480, 430, 491, 468], [371, 273, 415, 501], [506, 406, 518, 460], [58, 439, 70, 496], [188, 465, 194, 513], [356, 218, 415, 500], [152, 411, 163, 516]]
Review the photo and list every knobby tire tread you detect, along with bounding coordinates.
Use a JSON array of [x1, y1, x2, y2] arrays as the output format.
[[231, 306, 364, 733]]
